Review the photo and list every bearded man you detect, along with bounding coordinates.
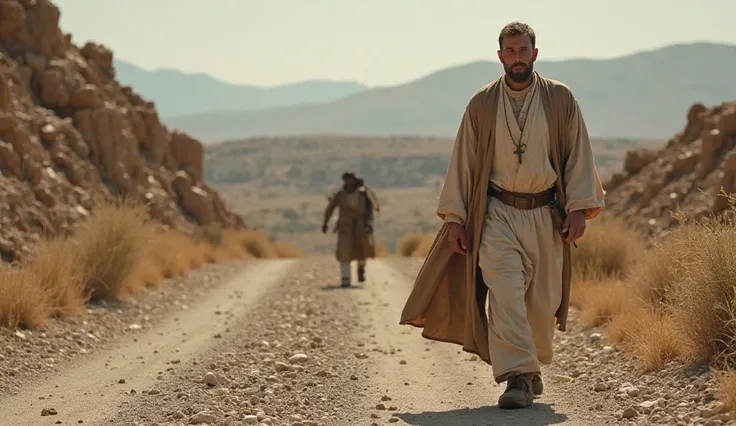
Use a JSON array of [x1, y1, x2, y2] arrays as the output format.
[[322, 172, 379, 287], [399, 22, 605, 409]]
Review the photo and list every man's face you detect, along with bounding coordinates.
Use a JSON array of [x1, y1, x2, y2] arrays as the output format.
[[497, 34, 538, 83], [343, 177, 358, 191]]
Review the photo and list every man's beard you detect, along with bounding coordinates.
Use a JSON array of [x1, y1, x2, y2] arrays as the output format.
[[504, 61, 533, 83], [343, 183, 358, 192]]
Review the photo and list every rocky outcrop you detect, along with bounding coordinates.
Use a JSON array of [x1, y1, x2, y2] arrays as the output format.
[[0, 0, 245, 262], [603, 101, 736, 238]]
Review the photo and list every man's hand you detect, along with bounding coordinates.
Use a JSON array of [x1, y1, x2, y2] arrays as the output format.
[[562, 210, 586, 243], [448, 223, 468, 255], [322, 224, 328, 234]]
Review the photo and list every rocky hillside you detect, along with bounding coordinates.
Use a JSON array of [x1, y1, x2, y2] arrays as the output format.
[[603, 101, 736, 238], [0, 0, 244, 262]]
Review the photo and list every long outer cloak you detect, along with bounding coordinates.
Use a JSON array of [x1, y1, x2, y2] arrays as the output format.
[[398, 72, 603, 367]]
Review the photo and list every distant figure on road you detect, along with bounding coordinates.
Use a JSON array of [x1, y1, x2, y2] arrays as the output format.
[[322, 172, 379, 287], [399, 22, 606, 409]]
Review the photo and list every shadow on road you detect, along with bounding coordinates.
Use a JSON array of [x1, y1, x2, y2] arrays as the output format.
[[392, 402, 569, 425], [319, 283, 365, 291]]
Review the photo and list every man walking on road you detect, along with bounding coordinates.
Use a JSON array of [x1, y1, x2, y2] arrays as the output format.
[[322, 172, 379, 287], [399, 22, 605, 409]]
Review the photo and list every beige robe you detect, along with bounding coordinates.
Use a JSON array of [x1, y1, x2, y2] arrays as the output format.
[[399, 72, 605, 380], [480, 73, 601, 382], [323, 187, 377, 263]]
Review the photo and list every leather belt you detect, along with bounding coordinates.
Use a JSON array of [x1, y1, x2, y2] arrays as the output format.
[[487, 186, 555, 210]]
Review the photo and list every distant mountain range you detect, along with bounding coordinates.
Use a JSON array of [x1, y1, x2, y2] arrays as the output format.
[[115, 42, 736, 143], [112, 60, 369, 117]]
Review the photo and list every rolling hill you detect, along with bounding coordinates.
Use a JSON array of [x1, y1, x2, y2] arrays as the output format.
[[164, 42, 736, 143], [112, 59, 369, 117]]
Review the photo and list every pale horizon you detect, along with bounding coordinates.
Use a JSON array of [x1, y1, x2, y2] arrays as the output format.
[[54, 0, 736, 88]]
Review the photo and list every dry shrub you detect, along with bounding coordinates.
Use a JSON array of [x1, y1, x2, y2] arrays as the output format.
[[272, 242, 305, 258], [397, 232, 436, 257], [152, 231, 201, 277], [230, 230, 278, 259], [0, 268, 49, 329], [22, 237, 86, 317], [397, 233, 423, 256], [69, 198, 156, 301], [590, 200, 736, 385], [665, 216, 736, 362], [193, 227, 302, 260], [571, 278, 630, 328], [195, 223, 224, 246], [212, 231, 249, 261], [628, 230, 692, 310], [0, 196, 288, 330], [572, 215, 644, 281], [715, 369, 736, 413], [374, 243, 389, 258], [608, 306, 683, 371], [122, 230, 201, 292]]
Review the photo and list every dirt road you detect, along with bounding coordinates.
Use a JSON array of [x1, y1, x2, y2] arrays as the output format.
[[0, 257, 619, 425]]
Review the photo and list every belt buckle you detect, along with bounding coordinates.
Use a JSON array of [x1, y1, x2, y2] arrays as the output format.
[[511, 195, 533, 209]]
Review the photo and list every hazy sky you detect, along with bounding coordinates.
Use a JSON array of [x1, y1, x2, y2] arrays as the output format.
[[54, 0, 736, 87]]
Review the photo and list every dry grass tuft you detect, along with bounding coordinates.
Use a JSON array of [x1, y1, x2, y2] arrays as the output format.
[[23, 237, 86, 317], [572, 216, 645, 281], [0, 268, 49, 329], [607, 306, 683, 371], [0, 194, 304, 331], [575, 197, 736, 409], [396, 232, 436, 257], [232, 229, 279, 259], [374, 243, 389, 257], [121, 230, 205, 292], [665, 216, 736, 362], [272, 242, 305, 258], [571, 278, 630, 328], [68, 198, 156, 301], [715, 369, 736, 413], [397, 233, 423, 256]]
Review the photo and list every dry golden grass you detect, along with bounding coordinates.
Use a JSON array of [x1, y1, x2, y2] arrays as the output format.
[[665, 216, 736, 363], [375, 242, 389, 257], [0, 196, 304, 330], [272, 242, 306, 258], [572, 198, 736, 409], [715, 369, 736, 413], [397, 232, 436, 257], [231, 229, 279, 258], [574, 213, 736, 366], [607, 306, 683, 371], [68, 198, 157, 301], [23, 237, 86, 318], [121, 230, 213, 293], [0, 268, 49, 329], [571, 278, 630, 328], [572, 216, 645, 281], [397, 233, 422, 256]]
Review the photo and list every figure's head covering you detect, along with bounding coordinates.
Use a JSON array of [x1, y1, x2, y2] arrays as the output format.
[[341, 171, 357, 180]]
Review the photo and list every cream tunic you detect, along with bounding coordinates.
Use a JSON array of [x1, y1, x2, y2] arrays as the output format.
[[480, 73, 567, 381]]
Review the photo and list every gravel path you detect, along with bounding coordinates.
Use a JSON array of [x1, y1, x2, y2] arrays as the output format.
[[0, 260, 251, 397], [1, 256, 733, 426]]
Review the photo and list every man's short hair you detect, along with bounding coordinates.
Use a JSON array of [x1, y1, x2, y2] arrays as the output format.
[[498, 21, 536, 50]]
